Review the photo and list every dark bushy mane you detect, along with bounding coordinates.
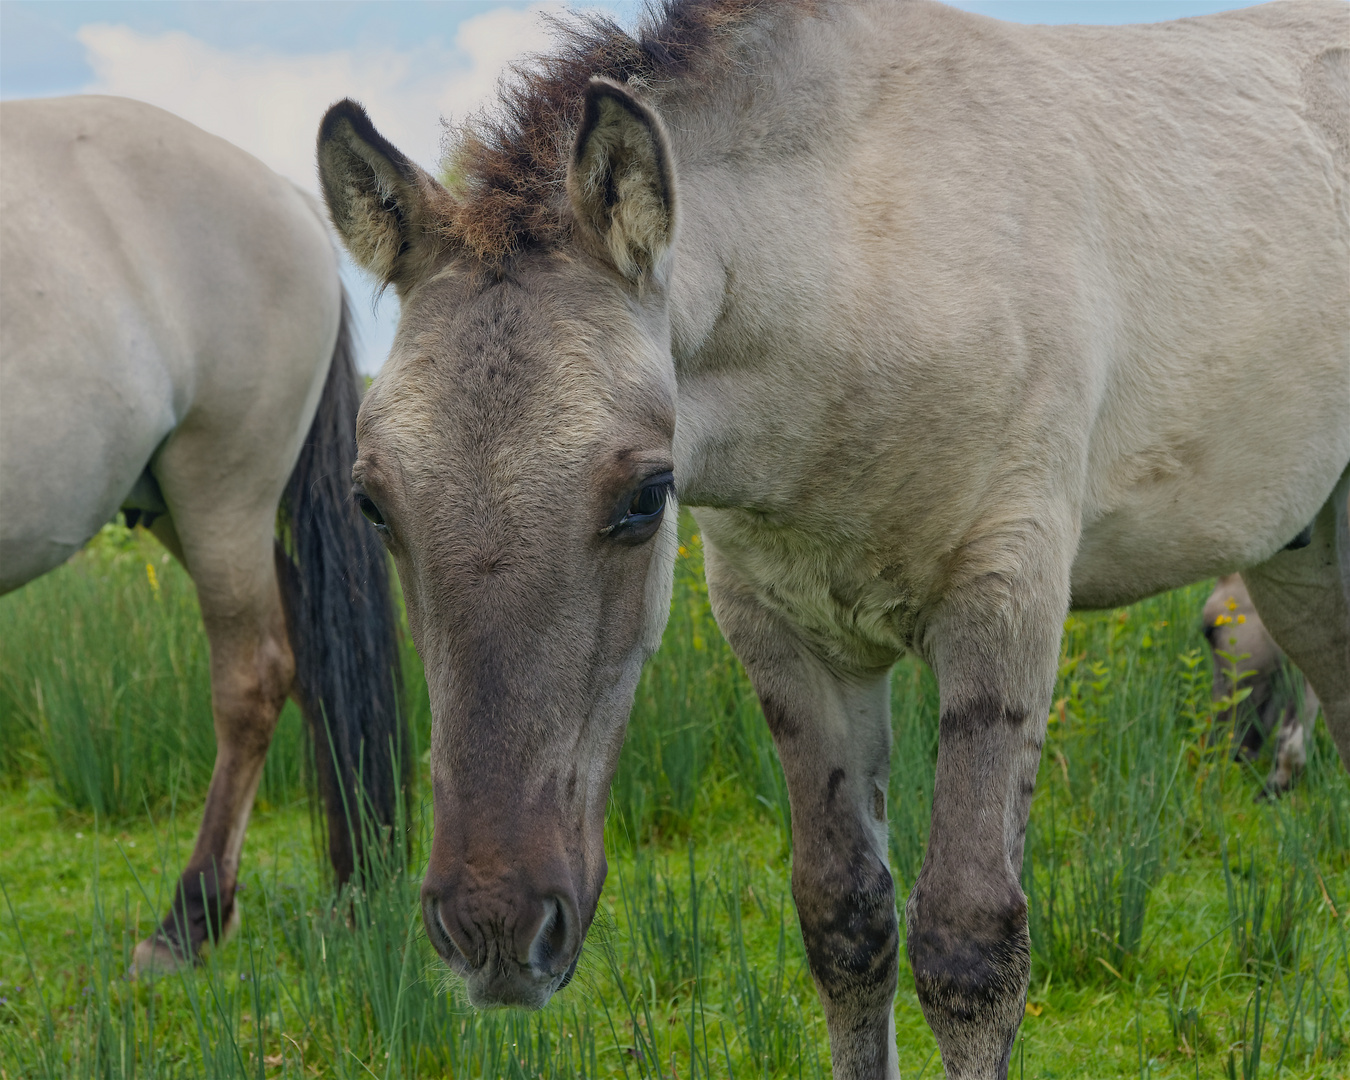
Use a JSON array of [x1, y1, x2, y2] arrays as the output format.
[[442, 0, 814, 263]]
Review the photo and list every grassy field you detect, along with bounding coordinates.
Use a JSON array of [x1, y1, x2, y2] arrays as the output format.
[[1, 517, 1347, 1079]]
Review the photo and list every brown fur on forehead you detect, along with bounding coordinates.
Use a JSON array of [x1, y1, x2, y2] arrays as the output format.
[[441, 0, 820, 264], [361, 266, 671, 489]]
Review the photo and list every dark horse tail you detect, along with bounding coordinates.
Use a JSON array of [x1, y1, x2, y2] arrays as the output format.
[[275, 291, 406, 885]]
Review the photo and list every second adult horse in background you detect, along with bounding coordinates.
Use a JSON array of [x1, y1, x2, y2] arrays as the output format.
[[1203, 574, 1320, 797], [0, 95, 406, 972]]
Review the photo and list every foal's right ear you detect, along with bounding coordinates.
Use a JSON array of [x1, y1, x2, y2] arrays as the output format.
[[317, 100, 450, 291]]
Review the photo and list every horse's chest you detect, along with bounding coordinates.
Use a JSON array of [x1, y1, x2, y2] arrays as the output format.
[[690, 505, 920, 672], [673, 371, 952, 669]]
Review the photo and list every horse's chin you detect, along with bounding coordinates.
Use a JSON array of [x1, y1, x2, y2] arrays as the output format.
[[462, 959, 576, 1011]]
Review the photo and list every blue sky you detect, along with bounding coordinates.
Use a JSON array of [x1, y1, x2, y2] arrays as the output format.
[[0, 0, 1269, 371], [0, 2, 1267, 99]]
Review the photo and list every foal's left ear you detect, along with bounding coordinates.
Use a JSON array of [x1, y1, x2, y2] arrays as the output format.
[[317, 99, 451, 292], [567, 79, 676, 283]]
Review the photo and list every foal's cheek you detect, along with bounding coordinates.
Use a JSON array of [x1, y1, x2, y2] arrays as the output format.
[[386, 554, 421, 640]]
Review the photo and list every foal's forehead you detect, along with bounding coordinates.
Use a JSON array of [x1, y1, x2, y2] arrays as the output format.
[[357, 263, 670, 485]]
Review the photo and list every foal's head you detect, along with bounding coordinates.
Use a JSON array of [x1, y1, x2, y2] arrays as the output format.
[[317, 82, 679, 1007]]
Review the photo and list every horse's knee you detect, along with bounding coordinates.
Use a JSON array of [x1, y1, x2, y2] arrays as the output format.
[[905, 874, 1028, 1077], [793, 843, 899, 1010]]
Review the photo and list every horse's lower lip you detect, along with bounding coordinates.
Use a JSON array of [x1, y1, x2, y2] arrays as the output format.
[[456, 946, 581, 1009], [464, 966, 560, 1010]]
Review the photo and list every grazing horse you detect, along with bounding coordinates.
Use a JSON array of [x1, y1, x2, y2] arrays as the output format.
[[0, 95, 406, 972], [316, 1, 1349, 1076], [1203, 574, 1320, 797]]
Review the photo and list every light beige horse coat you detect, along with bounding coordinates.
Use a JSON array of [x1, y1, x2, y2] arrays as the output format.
[[318, 2, 1350, 1077], [3, 95, 404, 973]]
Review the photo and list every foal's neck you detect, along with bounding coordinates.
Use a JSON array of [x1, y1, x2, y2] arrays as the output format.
[[657, 4, 877, 367]]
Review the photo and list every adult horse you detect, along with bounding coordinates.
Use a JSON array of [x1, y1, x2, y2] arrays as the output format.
[[316, 1, 1349, 1076], [0, 95, 406, 973]]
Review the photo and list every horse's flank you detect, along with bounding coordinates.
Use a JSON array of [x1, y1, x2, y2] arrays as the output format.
[[1, 95, 405, 970]]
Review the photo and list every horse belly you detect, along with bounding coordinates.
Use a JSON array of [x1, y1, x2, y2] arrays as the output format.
[[1070, 397, 1350, 609]]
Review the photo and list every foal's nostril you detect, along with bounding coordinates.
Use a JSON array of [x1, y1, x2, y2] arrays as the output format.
[[529, 895, 577, 975], [422, 894, 469, 968]]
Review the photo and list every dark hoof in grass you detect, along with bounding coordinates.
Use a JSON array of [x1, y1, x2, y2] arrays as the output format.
[[129, 902, 240, 977]]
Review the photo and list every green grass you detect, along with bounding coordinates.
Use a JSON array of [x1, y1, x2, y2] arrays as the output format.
[[1, 516, 1347, 1078]]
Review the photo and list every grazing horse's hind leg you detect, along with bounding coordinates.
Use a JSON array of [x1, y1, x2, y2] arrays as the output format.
[[131, 497, 295, 972], [704, 547, 900, 1080], [1242, 471, 1350, 775]]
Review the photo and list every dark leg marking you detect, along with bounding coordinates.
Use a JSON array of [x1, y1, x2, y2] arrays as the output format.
[[907, 874, 1029, 1080], [794, 756, 900, 1022], [760, 693, 800, 740], [797, 848, 898, 999], [906, 889, 1028, 1019], [906, 695, 1033, 1078], [940, 692, 1028, 735]]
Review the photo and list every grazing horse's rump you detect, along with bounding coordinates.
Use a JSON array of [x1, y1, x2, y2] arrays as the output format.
[[1, 95, 405, 970], [317, 2, 1349, 1077]]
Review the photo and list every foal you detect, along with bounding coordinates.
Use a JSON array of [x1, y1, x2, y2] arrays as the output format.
[[317, 2, 1348, 1076]]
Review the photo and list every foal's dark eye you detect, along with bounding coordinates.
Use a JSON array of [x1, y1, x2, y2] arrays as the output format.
[[355, 492, 387, 532], [608, 472, 674, 541], [631, 483, 667, 517]]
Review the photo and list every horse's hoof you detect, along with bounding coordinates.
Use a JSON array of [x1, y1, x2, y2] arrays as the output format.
[[1255, 778, 1292, 802], [220, 900, 242, 944], [129, 935, 193, 977]]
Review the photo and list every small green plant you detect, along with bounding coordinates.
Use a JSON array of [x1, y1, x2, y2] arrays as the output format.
[[0, 522, 222, 816], [3, 520, 1349, 1077], [1166, 976, 1213, 1061]]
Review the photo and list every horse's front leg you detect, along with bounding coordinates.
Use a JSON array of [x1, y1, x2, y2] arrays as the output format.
[[705, 549, 900, 1080], [906, 548, 1069, 1079]]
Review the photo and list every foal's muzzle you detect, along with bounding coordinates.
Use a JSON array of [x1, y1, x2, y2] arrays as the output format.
[[421, 878, 583, 1009]]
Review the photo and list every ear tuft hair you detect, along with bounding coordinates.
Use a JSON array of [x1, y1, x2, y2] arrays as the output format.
[[317, 100, 453, 289], [567, 79, 676, 281]]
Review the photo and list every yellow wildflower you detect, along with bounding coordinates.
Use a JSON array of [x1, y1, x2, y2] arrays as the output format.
[[678, 545, 689, 557], [1236, 614, 1246, 624], [1226, 598, 1238, 611], [145, 562, 160, 596]]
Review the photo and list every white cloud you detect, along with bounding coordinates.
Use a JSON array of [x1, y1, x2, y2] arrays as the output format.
[[76, 6, 563, 191], [71, 4, 620, 371]]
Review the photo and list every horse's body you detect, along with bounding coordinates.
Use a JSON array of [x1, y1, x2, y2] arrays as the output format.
[[317, 2, 1349, 1077], [1, 95, 405, 970]]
